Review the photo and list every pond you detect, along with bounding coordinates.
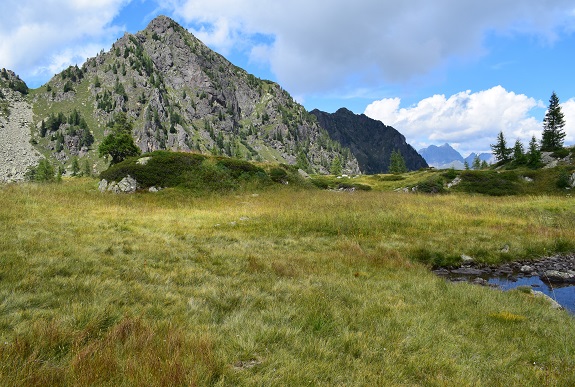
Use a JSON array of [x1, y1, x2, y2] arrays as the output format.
[[434, 254, 575, 314], [488, 276, 575, 314]]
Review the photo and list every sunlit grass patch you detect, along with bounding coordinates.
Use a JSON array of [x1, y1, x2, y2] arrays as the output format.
[[489, 311, 527, 323], [1, 179, 575, 384]]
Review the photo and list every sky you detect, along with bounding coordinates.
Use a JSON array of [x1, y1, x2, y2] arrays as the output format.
[[2, 0, 575, 156]]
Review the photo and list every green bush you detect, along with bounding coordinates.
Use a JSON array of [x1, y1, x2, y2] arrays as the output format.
[[25, 159, 56, 182], [379, 175, 405, 181], [269, 167, 288, 183], [442, 168, 458, 180], [551, 148, 570, 159], [336, 182, 372, 191], [556, 168, 571, 189], [416, 176, 445, 194], [100, 151, 285, 193], [455, 170, 522, 196], [310, 177, 330, 189]]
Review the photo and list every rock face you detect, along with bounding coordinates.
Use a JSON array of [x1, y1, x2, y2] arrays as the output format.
[[0, 70, 41, 182], [29, 15, 359, 175], [310, 108, 427, 174]]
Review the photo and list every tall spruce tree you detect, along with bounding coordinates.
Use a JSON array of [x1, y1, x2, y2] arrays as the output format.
[[472, 155, 481, 170], [388, 149, 407, 174], [541, 91, 566, 151], [512, 139, 526, 165], [527, 135, 542, 167], [490, 131, 512, 163]]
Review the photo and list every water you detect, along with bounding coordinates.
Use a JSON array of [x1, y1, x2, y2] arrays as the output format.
[[488, 276, 575, 314]]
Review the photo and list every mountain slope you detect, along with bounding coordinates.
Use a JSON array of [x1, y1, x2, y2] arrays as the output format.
[[28, 16, 359, 174], [310, 108, 427, 174], [0, 69, 41, 182]]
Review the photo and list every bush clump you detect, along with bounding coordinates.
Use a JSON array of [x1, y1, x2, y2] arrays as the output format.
[[455, 170, 523, 196], [416, 176, 445, 194], [379, 175, 406, 181], [99, 151, 309, 193]]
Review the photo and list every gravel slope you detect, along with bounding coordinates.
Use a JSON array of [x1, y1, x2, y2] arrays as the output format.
[[0, 88, 41, 182]]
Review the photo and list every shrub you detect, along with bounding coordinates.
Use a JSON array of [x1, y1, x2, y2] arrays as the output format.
[[556, 168, 571, 189], [456, 170, 522, 196], [26, 159, 56, 182], [551, 148, 570, 159], [99, 152, 282, 193], [416, 176, 445, 194], [379, 175, 405, 181], [269, 167, 288, 183], [442, 168, 458, 180]]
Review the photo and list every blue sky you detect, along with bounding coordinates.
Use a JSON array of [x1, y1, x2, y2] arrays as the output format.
[[1, 0, 574, 156]]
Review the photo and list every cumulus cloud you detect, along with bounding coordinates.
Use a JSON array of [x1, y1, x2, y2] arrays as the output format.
[[163, 0, 575, 95], [0, 0, 129, 86], [364, 86, 552, 155], [561, 98, 575, 145]]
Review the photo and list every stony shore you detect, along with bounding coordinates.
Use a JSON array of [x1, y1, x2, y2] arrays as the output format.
[[433, 253, 575, 286]]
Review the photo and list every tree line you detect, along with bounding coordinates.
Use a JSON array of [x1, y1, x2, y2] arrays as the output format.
[[491, 91, 567, 167]]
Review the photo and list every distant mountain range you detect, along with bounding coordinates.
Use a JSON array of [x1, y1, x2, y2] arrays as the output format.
[[418, 143, 493, 169], [311, 108, 428, 174]]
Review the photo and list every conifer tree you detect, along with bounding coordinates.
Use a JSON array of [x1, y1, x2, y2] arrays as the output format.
[[82, 159, 92, 177], [541, 91, 566, 151], [330, 155, 342, 176], [388, 149, 407, 174], [527, 135, 542, 167], [71, 157, 80, 176], [472, 155, 481, 170], [490, 131, 512, 162], [512, 139, 526, 165]]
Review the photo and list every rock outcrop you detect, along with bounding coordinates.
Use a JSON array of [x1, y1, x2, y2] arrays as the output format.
[[99, 175, 138, 193]]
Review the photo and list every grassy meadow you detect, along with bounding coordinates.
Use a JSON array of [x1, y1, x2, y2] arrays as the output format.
[[1, 178, 575, 385]]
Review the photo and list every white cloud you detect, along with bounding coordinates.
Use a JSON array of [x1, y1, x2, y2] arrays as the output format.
[[364, 86, 548, 155], [0, 0, 129, 86], [561, 98, 575, 145], [163, 0, 575, 96]]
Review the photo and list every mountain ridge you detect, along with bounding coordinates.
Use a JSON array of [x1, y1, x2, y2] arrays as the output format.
[[310, 108, 427, 173], [419, 143, 493, 169], [24, 15, 360, 175]]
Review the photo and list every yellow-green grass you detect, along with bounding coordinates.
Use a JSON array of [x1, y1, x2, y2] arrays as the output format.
[[1, 179, 574, 385]]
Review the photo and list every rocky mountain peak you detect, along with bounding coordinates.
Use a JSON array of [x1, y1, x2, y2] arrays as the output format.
[[28, 16, 360, 175]]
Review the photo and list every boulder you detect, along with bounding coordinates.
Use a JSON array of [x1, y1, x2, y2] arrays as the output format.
[[532, 290, 563, 310], [115, 175, 138, 193], [100, 175, 138, 194], [98, 179, 108, 192], [542, 270, 575, 283]]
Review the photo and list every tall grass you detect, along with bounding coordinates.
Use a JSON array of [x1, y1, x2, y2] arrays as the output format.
[[1, 179, 574, 385]]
